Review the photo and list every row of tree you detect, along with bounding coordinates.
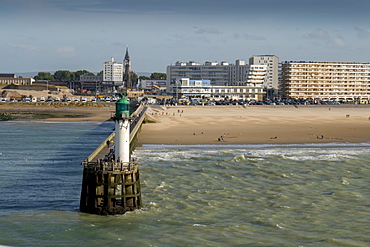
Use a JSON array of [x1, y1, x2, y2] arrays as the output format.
[[34, 70, 166, 81], [138, 72, 166, 80]]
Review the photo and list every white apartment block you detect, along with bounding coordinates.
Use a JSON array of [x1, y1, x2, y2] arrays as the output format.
[[103, 57, 123, 84], [246, 65, 267, 85], [249, 55, 279, 91], [280, 61, 370, 100], [166, 60, 249, 92]]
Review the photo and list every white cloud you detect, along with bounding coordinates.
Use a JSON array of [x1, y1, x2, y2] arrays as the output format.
[[329, 37, 346, 48], [9, 43, 40, 51], [56, 46, 76, 57], [354, 26, 370, 38], [232, 33, 266, 41], [193, 26, 222, 35], [243, 34, 266, 41], [304, 29, 329, 40]]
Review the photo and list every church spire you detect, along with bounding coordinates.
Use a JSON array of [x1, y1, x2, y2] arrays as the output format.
[[124, 46, 130, 62], [123, 46, 132, 89]]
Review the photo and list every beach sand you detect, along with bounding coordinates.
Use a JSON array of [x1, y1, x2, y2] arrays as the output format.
[[136, 105, 370, 145], [3, 103, 370, 145]]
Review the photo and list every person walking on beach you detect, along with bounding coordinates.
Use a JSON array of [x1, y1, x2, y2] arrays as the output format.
[[106, 140, 110, 147]]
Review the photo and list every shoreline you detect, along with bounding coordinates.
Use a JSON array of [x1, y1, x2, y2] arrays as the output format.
[[2, 104, 370, 145]]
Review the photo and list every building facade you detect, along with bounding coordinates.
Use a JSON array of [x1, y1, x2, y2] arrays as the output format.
[[80, 74, 103, 83], [138, 79, 166, 91], [79, 73, 103, 93], [103, 57, 123, 85], [174, 78, 265, 101], [166, 60, 249, 93], [249, 55, 279, 96], [246, 65, 267, 85], [279, 61, 370, 101], [0, 74, 34, 85]]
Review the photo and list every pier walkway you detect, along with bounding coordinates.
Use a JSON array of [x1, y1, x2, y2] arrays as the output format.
[[83, 103, 147, 165]]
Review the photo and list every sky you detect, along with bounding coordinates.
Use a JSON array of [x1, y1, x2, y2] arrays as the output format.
[[2, 0, 370, 75]]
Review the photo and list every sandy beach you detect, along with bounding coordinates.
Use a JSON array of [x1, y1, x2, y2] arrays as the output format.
[[137, 105, 370, 145], [2, 103, 370, 145]]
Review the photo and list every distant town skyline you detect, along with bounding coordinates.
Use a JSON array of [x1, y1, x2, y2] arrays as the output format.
[[2, 0, 370, 74]]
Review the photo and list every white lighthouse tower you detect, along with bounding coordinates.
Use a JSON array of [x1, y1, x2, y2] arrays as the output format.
[[113, 93, 131, 164]]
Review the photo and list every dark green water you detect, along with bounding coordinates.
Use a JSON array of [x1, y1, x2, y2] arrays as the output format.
[[1, 122, 369, 246]]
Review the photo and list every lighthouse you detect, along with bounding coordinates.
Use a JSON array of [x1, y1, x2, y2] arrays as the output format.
[[114, 93, 131, 164]]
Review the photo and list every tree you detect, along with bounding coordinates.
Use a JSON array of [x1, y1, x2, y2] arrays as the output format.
[[139, 75, 150, 80], [130, 72, 138, 82], [71, 70, 95, 81], [53, 70, 72, 81], [34, 72, 54, 81], [150, 72, 166, 80]]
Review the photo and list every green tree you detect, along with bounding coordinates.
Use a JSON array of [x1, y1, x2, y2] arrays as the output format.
[[34, 72, 54, 81], [131, 72, 138, 82], [150, 72, 166, 80], [53, 70, 72, 81], [72, 70, 95, 81], [139, 75, 150, 80]]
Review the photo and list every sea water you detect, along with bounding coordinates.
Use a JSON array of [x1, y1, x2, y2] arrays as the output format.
[[0, 121, 370, 246]]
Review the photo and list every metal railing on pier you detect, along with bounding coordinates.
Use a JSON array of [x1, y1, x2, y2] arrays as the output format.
[[83, 161, 138, 172]]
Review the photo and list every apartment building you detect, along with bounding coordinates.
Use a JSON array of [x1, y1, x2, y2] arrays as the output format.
[[166, 60, 249, 93], [249, 55, 279, 91], [103, 57, 123, 84], [279, 61, 370, 100], [246, 65, 267, 85]]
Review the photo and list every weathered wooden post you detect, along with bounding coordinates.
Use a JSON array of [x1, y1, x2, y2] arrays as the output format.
[[80, 93, 142, 215]]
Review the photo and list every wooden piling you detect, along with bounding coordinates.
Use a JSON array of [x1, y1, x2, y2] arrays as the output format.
[[80, 162, 142, 215]]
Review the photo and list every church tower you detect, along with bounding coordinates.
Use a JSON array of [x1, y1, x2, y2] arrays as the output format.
[[123, 46, 132, 89]]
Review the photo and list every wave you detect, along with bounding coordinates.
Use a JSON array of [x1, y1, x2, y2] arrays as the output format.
[[141, 142, 370, 149]]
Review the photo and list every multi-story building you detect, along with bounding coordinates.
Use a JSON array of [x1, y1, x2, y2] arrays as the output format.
[[174, 78, 265, 101], [246, 65, 267, 85], [79, 73, 103, 93], [279, 61, 370, 101], [138, 79, 166, 91], [0, 74, 34, 85], [103, 57, 123, 85], [249, 55, 279, 96], [80, 74, 103, 83], [166, 60, 249, 93]]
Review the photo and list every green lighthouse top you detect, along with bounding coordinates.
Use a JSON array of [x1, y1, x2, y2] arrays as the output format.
[[115, 93, 130, 118]]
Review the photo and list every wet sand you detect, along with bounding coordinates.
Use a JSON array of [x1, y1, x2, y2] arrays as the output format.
[[137, 105, 370, 145]]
